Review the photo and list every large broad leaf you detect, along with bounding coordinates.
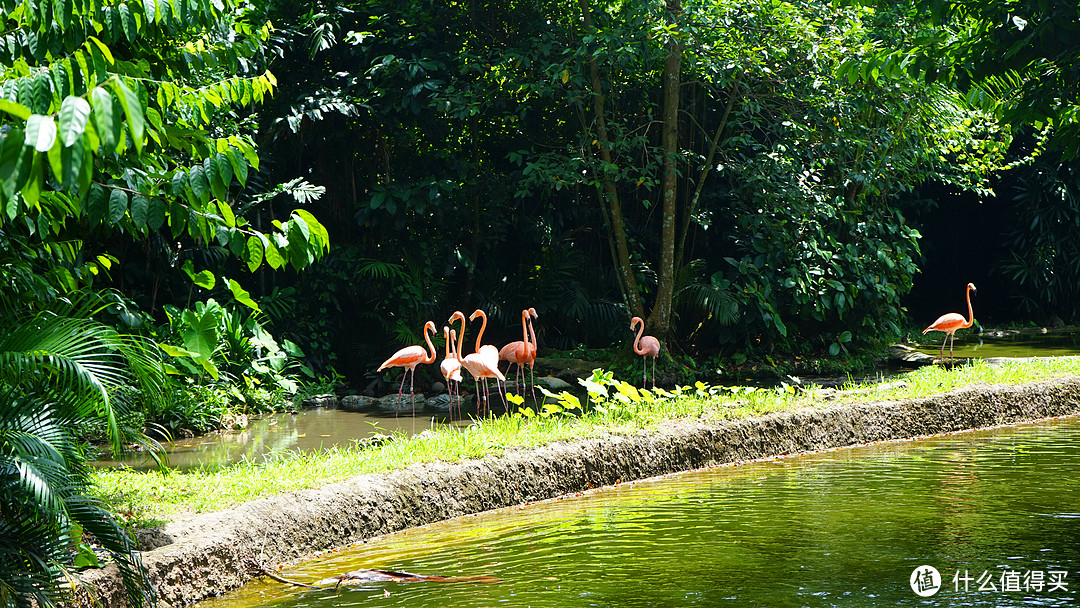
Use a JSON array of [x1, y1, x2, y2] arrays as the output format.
[[108, 188, 128, 223], [227, 278, 260, 311], [24, 115, 56, 152], [0, 99, 31, 120], [58, 96, 91, 147], [179, 307, 219, 361], [180, 259, 215, 289], [90, 86, 117, 151], [110, 78, 144, 153]]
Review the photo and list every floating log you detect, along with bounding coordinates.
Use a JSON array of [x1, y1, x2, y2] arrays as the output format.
[[317, 569, 501, 587], [251, 561, 501, 590]]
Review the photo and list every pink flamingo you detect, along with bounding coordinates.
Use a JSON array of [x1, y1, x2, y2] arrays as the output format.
[[457, 309, 506, 415], [630, 316, 660, 389], [440, 326, 463, 419], [499, 308, 538, 403], [377, 320, 437, 415], [922, 282, 977, 360]]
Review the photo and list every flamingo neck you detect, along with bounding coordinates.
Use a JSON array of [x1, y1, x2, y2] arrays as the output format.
[[527, 315, 537, 352], [964, 286, 975, 328], [632, 319, 647, 355], [422, 323, 437, 363], [473, 311, 487, 352]]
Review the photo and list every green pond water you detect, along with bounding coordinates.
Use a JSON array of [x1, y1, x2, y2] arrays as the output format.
[[95, 409, 463, 471], [206, 416, 1080, 608], [913, 328, 1080, 360]]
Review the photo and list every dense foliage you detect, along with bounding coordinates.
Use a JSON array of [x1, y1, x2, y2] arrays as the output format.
[[0, 0, 327, 603], [255, 0, 1007, 380], [0, 308, 161, 608]]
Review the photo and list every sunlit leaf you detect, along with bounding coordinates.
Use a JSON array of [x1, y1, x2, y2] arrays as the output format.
[[25, 115, 57, 152], [58, 96, 91, 147]]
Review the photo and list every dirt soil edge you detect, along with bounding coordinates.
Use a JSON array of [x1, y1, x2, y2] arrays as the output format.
[[74, 376, 1080, 607]]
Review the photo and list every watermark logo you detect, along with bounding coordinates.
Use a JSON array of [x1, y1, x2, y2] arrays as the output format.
[[910, 565, 941, 597], [908, 566, 1070, 597]]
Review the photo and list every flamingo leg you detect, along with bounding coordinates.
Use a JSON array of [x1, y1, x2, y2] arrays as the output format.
[[528, 363, 537, 405], [651, 356, 657, 389], [395, 370, 410, 417], [483, 378, 493, 416], [477, 380, 486, 419], [498, 378, 509, 413], [409, 368, 417, 417]]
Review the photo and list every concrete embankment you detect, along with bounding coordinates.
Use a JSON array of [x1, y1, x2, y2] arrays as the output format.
[[74, 376, 1080, 607]]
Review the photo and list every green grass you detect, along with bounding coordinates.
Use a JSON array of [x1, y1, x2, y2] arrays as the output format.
[[92, 357, 1080, 527]]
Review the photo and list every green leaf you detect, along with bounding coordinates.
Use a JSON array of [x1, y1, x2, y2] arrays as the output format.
[[90, 87, 118, 152], [0, 99, 32, 120], [264, 242, 285, 269], [179, 306, 220, 375], [25, 115, 57, 152], [0, 130, 33, 200], [118, 3, 137, 41], [130, 193, 149, 231], [188, 165, 209, 203], [58, 96, 91, 147], [110, 78, 144, 153], [86, 36, 115, 65], [206, 155, 228, 200], [147, 197, 166, 230], [181, 259, 216, 289], [59, 135, 84, 189], [227, 278, 260, 311], [158, 343, 202, 358], [86, 184, 107, 223], [108, 188, 128, 223], [244, 235, 264, 272], [226, 148, 248, 186], [292, 209, 329, 252]]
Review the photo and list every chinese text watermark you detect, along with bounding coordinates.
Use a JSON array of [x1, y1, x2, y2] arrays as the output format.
[[909, 566, 1069, 597]]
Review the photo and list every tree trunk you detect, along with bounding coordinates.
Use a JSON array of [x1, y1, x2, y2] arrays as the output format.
[[577, 0, 645, 320], [650, 0, 682, 337]]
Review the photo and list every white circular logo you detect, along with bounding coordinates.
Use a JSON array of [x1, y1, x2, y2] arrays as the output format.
[[910, 565, 942, 597]]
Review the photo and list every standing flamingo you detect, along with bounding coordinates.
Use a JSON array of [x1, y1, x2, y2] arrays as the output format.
[[377, 320, 437, 415], [440, 326, 463, 419], [499, 307, 538, 403], [630, 316, 661, 389], [922, 282, 977, 360], [457, 309, 506, 415]]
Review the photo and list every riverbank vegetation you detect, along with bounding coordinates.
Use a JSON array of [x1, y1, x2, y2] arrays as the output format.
[[92, 357, 1080, 526]]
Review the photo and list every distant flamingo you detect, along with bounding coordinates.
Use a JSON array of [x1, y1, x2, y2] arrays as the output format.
[[377, 320, 437, 415], [440, 326, 463, 419], [499, 307, 538, 403], [630, 316, 660, 389], [923, 282, 977, 360], [458, 309, 506, 415]]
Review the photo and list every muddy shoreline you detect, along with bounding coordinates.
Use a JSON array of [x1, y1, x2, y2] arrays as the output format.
[[73, 377, 1080, 608]]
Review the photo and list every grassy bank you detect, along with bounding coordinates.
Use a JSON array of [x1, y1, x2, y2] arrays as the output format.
[[92, 357, 1080, 527]]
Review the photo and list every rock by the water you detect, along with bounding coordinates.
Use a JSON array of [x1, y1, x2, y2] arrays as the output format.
[[379, 393, 424, 413], [427, 393, 453, 412], [535, 376, 573, 392], [339, 395, 378, 412], [302, 393, 338, 409]]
